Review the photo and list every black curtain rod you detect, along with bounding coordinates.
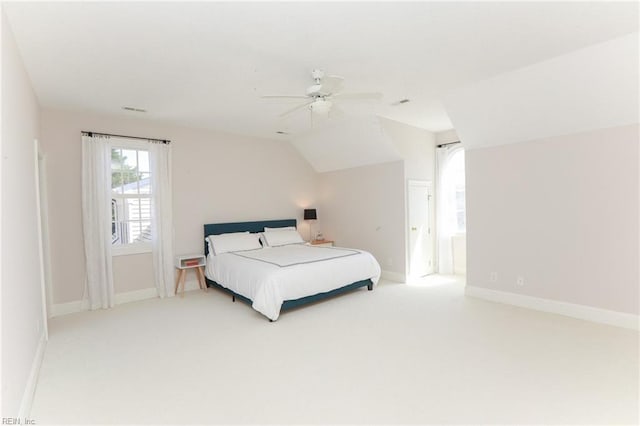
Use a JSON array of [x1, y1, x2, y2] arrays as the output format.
[[82, 131, 170, 144], [436, 140, 461, 148]]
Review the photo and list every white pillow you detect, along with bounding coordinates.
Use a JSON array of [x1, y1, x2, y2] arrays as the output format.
[[264, 226, 296, 232], [206, 232, 246, 256], [261, 229, 305, 247], [207, 232, 261, 255]]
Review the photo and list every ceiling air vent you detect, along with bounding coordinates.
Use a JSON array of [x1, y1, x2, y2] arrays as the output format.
[[392, 98, 410, 106], [122, 106, 147, 113]]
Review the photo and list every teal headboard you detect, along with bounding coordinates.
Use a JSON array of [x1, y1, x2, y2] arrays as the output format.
[[203, 219, 297, 256]]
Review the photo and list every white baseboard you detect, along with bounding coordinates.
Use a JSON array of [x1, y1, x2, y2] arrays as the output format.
[[381, 270, 406, 283], [18, 332, 47, 418], [50, 285, 175, 318], [465, 285, 639, 330], [50, 299, 89, 317], [50, 277, 207, 317], [182, 278, 203, 292], [114, 287, 158, 304]]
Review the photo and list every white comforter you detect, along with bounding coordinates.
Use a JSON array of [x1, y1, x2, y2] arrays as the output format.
[[205, 244, 381, 320]]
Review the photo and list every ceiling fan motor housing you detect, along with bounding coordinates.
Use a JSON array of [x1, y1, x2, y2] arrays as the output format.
[[306, 84, 323, 96]]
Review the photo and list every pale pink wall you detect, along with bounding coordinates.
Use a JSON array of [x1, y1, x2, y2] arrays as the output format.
[[319, 161, 406, 276], [40, 108, 319, 304], [380, 118, 437, 277], [466, 124, 639, 314], [112, 253, 155, 294], [1, 10, 45, 416]]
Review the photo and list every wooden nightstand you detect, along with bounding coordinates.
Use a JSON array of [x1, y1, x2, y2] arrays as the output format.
[[174, 254, 207, 297], [310, 239, 334, 247]]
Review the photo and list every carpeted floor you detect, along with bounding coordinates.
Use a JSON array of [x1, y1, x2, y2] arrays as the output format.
[[31, 276, 638, 424]]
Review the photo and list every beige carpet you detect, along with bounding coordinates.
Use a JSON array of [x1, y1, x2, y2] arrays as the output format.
[[31, 276, 638, 424]]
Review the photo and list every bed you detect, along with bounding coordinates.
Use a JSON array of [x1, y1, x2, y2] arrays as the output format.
[[203, 219, 381, 321]]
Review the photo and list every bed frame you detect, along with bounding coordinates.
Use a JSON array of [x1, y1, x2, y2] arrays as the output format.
[[203, 219, 373, 320]]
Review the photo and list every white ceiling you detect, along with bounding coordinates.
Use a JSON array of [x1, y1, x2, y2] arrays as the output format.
[[4, 1, 638, 142]]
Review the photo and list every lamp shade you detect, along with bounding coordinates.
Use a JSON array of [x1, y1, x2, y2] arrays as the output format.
[[304, 209, 317, 220]]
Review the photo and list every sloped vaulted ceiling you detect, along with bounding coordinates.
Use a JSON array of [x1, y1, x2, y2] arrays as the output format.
[[4, 2, 639, 171], [443, 33, 639, 150], [291, 116, 402, 173]]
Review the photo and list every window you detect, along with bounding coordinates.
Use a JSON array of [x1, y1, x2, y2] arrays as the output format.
[[111, 143, 151, 255], [447, 149, 466, 233]]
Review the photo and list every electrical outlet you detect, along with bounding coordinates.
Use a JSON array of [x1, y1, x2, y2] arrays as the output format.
[[490, 272, 498, 282], [516, 276, 525, 286]]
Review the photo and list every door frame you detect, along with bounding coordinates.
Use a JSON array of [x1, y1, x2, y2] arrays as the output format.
[[406, 179, 435, 278]]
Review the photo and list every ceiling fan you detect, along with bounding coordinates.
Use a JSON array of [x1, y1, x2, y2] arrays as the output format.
[[262, 69, 383, 119]]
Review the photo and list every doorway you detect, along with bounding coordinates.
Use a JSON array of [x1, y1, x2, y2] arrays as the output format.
[[407, 180, 434, 278], [436, 146, 466, 275]]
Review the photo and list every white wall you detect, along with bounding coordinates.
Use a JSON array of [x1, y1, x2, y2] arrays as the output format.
[[1, 10, 46, 417], [443, 33, 639, 318], [380, 117, 437, 276], [318, 119, 436, 279], [319, 161, 406, 276], [466, 124, 638, 314], [381, 117, 436, 182], [40, 109, 319, 305]]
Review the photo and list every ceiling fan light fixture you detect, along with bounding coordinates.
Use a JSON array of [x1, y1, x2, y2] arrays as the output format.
[[311, 99, 332, 114]]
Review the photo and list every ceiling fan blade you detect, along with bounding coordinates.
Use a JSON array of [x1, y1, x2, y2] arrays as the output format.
[[333, 92, 383, 100], [320, 75, 344, 95], [262, 95, 309, 99], [279, 100, 314, 117]]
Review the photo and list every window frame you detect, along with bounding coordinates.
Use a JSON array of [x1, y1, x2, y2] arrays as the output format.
[[110, 138, 152, 256]]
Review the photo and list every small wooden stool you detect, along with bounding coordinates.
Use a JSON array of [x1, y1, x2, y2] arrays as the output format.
[[174, 254, 207, 297]]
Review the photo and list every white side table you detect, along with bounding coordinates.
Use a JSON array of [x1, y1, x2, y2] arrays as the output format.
[[174, 254, 207, 297]]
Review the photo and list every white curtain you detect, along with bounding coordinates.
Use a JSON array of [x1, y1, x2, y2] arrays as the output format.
[[149, 141, 174, 298], [435, 145, 460, 275], [81, 134, 115, 309]]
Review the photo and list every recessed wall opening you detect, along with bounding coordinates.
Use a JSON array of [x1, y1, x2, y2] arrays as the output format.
[[436, 146, 466, 276]]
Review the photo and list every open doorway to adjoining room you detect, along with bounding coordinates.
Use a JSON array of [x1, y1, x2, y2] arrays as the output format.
[[436, 145, 466, 277]]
